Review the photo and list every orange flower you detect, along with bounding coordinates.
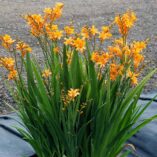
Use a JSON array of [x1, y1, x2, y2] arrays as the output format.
[[115, 11, 137, 36], [8, 69, 17, 80], [123, 46, 131, 56], [0, 57, 17, 80], [55, 2, 64, 8], [129, 41, 145, 68], [45, 24, 57, 33], [44, 8, 52, 15], [64, 37, 74, 46], [0, 34, 15, 50], [46, 24, 58, 31], [128, 70, 138, 85], [133, 53, 144, 69], [67, 88, 80, 101], [131, 41, 146, 54], [108, 45, 122, 58], [25, 14, 44, 36], [90, 25, 98, 36], [100, 53, 111, 66], [81, 26, 90, 39], [48, 30, 63, 41], [110, 64, 124, 81], [73, 38, 86, 53], [108, 45, 132, 60], [0, 57, 15, 71], [16, 41, 32, 57], [99, 26, 112, 41], [54, 31, 63, 40], [44, 2, 64, 22], [91, 52, 100, 63], [114, 38, 124, 47], [46, 24, 63, 41], [53, 2, 64, 19], [91, 52, 111, 67], [42, 69, 52, 78], [64, 26, 74, 35]]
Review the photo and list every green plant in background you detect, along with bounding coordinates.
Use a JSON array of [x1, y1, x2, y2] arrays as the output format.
[[0, 2, 156, 157]]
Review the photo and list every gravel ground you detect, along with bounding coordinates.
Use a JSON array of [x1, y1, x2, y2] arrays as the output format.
[[0, 0, 157, 113]]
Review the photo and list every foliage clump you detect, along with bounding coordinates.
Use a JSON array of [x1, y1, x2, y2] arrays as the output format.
[[0, 2, 156, 157]]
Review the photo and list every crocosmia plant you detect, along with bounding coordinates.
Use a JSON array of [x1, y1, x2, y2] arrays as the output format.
[[0, 2, 156, 157]]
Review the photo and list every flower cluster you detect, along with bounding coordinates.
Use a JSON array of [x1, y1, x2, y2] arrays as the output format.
[[110, 63, 124, 81], [25, 14, 44, 37], [99, 26, 112, 41], [16, 41, 32, 57], [61, 88, 80, 111], [24, 3, 64, 37], [0, 6, 146, 86], [0, 35, 32, 80], [46, 24, 63, 41], [0, 34, 15, 50], [91, 38, 146, 84], [64, 25, 75, 36], [115, 11, 137, 36], [106, 39, 146, 84], [44, 2, 64, 22], [91, 52, 111, 67], [0, 57, 17, 80], [67, 88, 80, 101]]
